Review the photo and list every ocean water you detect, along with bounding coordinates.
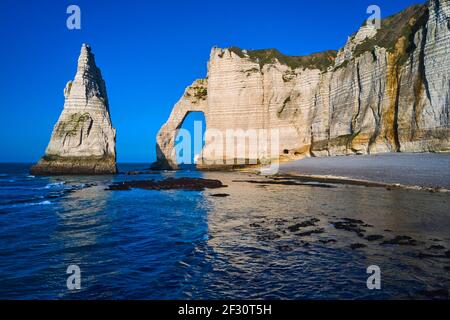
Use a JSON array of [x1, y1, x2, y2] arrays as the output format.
[[0, 163, 449, 299]]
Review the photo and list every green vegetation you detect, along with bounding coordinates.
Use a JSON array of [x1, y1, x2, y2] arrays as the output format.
[[223, 4, 428, 73], [193, 86, 207, 100], [228, 47, 337, 72], [353, 4, 429, 64], [56, 112, 91, 137]]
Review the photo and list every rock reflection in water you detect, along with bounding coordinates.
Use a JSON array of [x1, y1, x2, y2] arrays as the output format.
[[200, 172, 450, 299]]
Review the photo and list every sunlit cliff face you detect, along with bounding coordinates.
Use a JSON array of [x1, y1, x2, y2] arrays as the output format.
[[155, 1, 450, 170]]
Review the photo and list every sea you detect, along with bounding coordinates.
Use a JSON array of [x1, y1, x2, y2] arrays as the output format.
[[0, 163, 449, 299]]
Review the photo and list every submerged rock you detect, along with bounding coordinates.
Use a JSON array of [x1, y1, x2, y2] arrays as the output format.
[[366, 235, 384, 242], [381, 235, 418, 246], [31, 44, 117, 175], [319, 239, 337, 244], [350, 243, 367, 250], [277, 245, 293, 252], [257, 233, 281, 241], [295, 228, 325, 237], [287, 218, 320, 232], [417, 252, 450, 259], [210, 193, 230, 197], [331, 220, 367, 238], [428, 245, 445, 250]]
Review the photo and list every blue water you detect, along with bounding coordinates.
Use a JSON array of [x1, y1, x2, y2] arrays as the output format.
[[0, 163, 449, 299]]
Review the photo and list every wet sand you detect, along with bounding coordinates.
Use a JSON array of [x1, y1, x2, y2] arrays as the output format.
[[278, 153, 450, 189]]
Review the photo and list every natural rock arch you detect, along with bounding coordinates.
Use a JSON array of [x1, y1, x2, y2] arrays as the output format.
[[154, 79, 208, 169]]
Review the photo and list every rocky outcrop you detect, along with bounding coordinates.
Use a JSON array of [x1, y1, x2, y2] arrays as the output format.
[[31, 44, 117, 175], [154, 0, 450, 169]]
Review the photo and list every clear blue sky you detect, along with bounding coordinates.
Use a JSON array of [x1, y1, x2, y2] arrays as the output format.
[[0, 0, 422, 163]]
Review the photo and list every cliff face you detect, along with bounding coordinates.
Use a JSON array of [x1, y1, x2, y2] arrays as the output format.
[[155, 0, 450, 169], [31, 44, 117, 175]]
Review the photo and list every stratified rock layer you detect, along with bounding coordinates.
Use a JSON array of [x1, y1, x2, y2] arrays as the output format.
[[31, 44, 117, 175], [154, 0, 450, 169]]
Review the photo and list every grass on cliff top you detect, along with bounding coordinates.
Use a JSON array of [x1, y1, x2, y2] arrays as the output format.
[[353, 4, 429, 62], [227, 4, 428, 71], [228, 47, 337, 72]]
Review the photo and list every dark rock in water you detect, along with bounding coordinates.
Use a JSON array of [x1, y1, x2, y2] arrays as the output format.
[[444, 266, 450, 271], [446, 251, 450, 258], [274, 218, 288, 226], [332, 220, 366, 237], [295, 228, 325, 237], [417, 289, 449, 298], [418, 252, 449, 259], [366, 235, 384, 242], [249, 223, 262, 228], [277, 245, 293, 252], [319, 239, 337, 244], [106, 177, 227, 191], [287, 218, 319, 232], [428, 245, 445, 250], [350, 243, 367, 250], [342, 218, 365, 224], [124, 171, 145, 175], [299, 241, 310, 247], [257, 233, 281, 241], [381, 235, 418, 246], [210, 193, 230, 197], [105, 183, 131, 191]]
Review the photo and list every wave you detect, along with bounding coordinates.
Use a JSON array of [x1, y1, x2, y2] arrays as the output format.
[[0, 200, 53, 210], [43, 182, 66, 189]]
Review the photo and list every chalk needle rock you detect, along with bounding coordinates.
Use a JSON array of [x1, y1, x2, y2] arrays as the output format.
[[31, 44, 117, 175]]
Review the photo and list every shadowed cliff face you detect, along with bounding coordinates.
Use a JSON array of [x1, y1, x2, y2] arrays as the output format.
[[31, 44, 117, 175], [155, 0, 450, 170]]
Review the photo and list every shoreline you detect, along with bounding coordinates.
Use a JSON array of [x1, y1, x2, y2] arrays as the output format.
[[267, 173, 450, 194], [232, 152, 450, 193], [274, 152, 450, 191]]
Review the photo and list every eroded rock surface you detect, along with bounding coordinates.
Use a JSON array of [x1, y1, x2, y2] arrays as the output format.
[[31, 44, 117, 175]]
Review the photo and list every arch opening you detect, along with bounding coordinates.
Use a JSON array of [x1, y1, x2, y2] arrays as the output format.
[[174, 111, 206, 170]]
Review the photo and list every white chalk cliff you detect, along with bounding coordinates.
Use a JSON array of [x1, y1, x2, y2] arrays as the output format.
[[32, 44, 117, 175], [155, 0, 450, 169]]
